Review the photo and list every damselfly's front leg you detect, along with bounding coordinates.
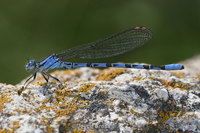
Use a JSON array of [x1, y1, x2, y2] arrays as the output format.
[[24, 70, 37, 89], [18, 70, 37, 95]]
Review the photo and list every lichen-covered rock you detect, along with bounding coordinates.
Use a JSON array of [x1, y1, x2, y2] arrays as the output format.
[[0, 55, 200, 133]]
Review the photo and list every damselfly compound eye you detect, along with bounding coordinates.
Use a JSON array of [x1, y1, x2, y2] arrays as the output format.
[[25, 59, 36, 71]]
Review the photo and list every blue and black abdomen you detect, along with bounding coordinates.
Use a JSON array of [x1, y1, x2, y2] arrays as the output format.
[[60, 62, 184, 70]]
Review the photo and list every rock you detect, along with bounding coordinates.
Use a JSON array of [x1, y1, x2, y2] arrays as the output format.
[[0, 55, 200, 132]]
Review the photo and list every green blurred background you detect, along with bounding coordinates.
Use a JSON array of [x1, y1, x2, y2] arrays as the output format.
[[0, 0, 199, 84]]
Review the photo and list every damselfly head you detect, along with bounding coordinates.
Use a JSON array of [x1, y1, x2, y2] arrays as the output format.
[[25, 59, 36, 71]]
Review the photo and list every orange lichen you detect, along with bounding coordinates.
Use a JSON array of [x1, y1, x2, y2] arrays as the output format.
[[74, 71, 81, 78], [157, 109, 169, 122], [66, 102, 77, 113], [168, 81, 190, 91], [34, 107, 42, 114], [62, 69, 73, 75], [130, 109, 137, 115], [171, 72, 184, 78], [0, 94, 11, 112], [133, 77, 140, 81], [158, 79, 190, 91], [40, 104, 47, 110], [53, 100, 59, 106], [14, 108, 22, 114], [11, 121, 19, 132], [54, 109, 68, 117], [42, 116, 47, 121], [77, 100, 90, 108], [0, 129, 10, 132], [92, 70, 102, 76], [156, 100, 184, 125], [77, 83, 95, 94], [97, 68, 126, 81], [196, 74, 200, 79], [103, 98, 115, 105], [55, 89, 67, 99], [44, 122, 54, 133], [148, 76, 155, 80], [71, 129, 85, 133], [54, 102, 77, 117]]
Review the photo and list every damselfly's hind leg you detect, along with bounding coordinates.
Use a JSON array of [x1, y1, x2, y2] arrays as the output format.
[[40, 72, 51, 95], [40, 72, 49, 87], [44, 72, 64, 88]]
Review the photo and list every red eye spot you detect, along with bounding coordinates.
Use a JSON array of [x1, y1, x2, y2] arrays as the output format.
[[134, 27, 146, 30]]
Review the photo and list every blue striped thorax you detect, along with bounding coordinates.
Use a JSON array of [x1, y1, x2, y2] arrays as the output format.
[[39, 54, 63, 70]]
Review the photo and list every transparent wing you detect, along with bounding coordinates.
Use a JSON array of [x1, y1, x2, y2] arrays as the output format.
[[57, 27, 152, 60]]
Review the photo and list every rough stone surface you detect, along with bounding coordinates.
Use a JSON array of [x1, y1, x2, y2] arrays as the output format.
[[0, 55, 200, 132]]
